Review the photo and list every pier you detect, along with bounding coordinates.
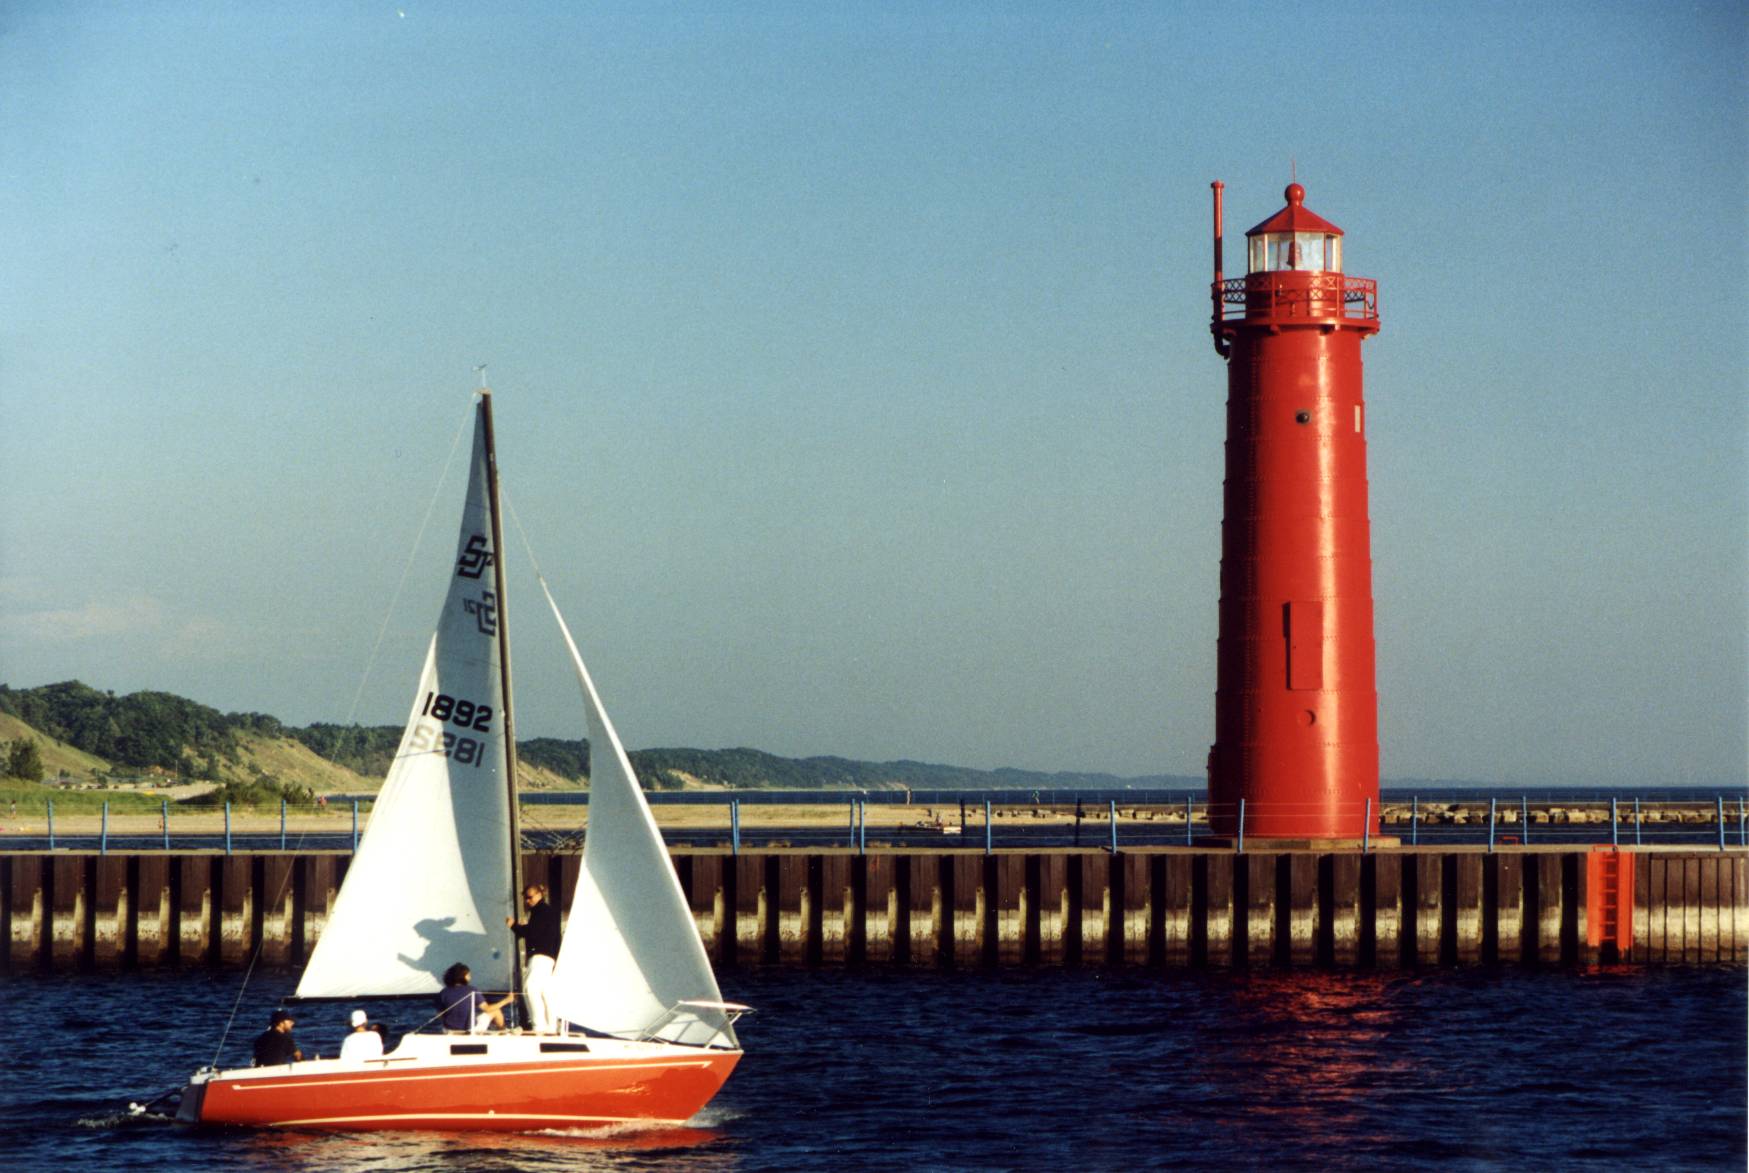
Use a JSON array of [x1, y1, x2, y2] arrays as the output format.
[[4, 846, 1743, 973]]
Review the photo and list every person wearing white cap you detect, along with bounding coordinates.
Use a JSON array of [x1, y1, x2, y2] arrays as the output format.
[[339, 1008, 384, 1061]]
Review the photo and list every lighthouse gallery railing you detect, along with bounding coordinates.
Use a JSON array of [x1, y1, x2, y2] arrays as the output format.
[[1214, 274, 1379, 324]]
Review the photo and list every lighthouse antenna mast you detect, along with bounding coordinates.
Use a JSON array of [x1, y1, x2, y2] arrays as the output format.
[[1210, 181, 1230, 359]]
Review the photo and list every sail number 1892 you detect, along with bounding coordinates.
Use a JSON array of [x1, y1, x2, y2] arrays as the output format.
[[411, 691, 493, 769], [421, 691, 493, 731]]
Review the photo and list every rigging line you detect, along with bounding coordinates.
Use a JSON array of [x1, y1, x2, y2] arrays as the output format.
[[214, 398, 472, 1067], [501, 486, 552, 592], [208, 801, 326, 1068], [341, 402, 474, 727], [503, 491, 596, 835]]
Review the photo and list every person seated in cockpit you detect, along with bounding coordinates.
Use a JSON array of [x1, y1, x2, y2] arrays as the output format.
[[252, 1009, 303, 1066], [437, 962, 512, 1033], [339, 1008, 384, 1060]]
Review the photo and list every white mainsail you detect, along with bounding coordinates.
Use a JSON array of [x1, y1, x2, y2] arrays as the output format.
[[297, 406, 516, 998], [541, 581, 735, 1046]]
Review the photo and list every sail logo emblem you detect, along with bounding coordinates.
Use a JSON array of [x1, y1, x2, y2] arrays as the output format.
[[464, 591, 498, 636], [456, 534, 494, 579]]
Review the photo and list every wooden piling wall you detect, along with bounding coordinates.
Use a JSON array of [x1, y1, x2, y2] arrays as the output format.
[[1, 848, 1742, 973]]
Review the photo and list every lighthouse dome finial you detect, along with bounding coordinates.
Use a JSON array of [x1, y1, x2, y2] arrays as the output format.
[[1285, 182, 1305, 205]]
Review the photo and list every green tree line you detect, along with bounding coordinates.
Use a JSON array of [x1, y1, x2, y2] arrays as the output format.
[[0, 681, 238, 772]]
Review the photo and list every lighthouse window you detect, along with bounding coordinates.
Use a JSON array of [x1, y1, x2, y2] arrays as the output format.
[[1293, 233, 1335, 271], [1251, 233, 1340, 272]]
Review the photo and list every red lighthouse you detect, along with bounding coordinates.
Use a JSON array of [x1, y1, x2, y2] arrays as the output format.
[[1206, 181, 1382, 840]]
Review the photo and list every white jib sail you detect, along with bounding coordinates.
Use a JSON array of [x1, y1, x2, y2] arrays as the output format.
[[541, 580, 735, 1047], [297, 405, 516, 998]]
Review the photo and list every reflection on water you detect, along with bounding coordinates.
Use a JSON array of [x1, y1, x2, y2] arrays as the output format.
[[218, 1119, 734, 1171], [1197, 973, 1417, 1151]]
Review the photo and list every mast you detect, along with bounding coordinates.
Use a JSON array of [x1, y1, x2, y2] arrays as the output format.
[[478, 385, 526, 1003]]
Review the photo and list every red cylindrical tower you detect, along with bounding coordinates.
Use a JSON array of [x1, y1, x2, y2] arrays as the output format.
[[1207, 181, 1382, 840]]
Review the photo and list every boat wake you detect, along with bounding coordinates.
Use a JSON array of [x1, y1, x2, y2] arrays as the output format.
[[529, 1119, 723, 1151], [688, 1103, 744, 1128], [74, 1084, 187, 1129], [76, 1107, 173, 1130]]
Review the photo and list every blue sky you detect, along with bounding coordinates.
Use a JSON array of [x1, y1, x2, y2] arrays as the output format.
[[1, 2, 1743, 786]]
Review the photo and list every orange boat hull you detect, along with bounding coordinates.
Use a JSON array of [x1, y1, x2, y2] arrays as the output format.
[[187, 1048, 739, 1131]]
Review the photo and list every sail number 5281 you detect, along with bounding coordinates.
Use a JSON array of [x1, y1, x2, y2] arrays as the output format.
[[421, 691, 493, 732], [408, 721, 487, 767]]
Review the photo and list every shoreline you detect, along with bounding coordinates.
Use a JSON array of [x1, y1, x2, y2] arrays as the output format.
[[2, 797, 1738, 839]]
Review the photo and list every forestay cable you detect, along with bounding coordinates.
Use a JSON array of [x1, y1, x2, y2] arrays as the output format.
[[341, 403, 473, 726]]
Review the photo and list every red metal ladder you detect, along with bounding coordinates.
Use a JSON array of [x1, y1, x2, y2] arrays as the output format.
[[1586, 848, 1635, 957]]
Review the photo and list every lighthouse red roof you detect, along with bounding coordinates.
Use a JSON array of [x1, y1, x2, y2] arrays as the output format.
[[1245, 183, 1344, 237]]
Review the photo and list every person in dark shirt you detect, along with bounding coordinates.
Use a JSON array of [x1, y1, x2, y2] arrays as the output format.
[[507, 884, 562, 1032], [436, 962, 511, 1033], [252, 1009, 303, 1066]]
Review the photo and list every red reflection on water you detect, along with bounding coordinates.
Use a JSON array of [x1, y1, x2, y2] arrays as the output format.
[[1191, 972, 1419, 1148]]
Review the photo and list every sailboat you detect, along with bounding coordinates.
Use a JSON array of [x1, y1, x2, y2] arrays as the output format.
[[174, 390, 747, 1130]]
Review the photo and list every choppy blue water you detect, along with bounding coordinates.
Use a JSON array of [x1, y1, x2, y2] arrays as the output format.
[[2, 966, 1742, 1170]]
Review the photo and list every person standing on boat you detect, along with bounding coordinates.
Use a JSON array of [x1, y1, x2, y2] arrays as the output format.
[[437, 962, 512, 1033], [507, 883, 561, 1033], [251, 1009, 302, 1066], [339, 1008, 384, 1061]]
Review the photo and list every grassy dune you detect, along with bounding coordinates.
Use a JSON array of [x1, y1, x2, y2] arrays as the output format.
[[229, 733, 378, 793], [0, 711, 111, 781]]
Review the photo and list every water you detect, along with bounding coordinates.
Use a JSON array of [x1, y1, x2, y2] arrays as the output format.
[[1, 966, 1742, 1170]]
